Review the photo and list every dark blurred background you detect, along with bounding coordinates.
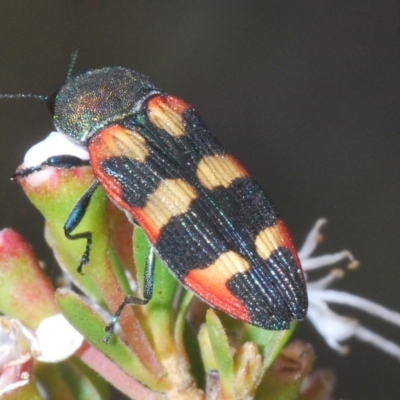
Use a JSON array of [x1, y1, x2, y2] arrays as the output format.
[[0, 1, 399, 399]]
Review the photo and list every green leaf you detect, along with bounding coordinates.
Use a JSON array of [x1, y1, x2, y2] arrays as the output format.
[[56, 289, 168, 392], [36, 359, 109, 400], [243, 323, 297, 372], [21, 167, 106, 303], [206, 309, 235, 399], [133, 227, 179, 359]]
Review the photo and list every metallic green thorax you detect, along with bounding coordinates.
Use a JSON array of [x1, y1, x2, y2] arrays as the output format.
[[53, 67, 159, 142]]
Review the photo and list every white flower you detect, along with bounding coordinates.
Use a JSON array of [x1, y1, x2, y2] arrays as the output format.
[[22, 131, 89, 187], [0, 318, 33, 395], [300, 219, 400, 360], [0, 314, 83, 395]]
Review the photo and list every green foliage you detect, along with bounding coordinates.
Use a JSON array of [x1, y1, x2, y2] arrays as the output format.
[[0, 166, 321, 399]]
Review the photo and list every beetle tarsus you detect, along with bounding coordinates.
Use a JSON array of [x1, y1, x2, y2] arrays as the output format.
[[103, 246, 155, 342], [11, 166, 43, 181]]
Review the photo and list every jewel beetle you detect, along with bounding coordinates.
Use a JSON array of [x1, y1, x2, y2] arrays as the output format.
[[11, 66, 308, 336]]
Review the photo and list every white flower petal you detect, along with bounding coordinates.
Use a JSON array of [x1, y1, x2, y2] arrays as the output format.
[[24, 131, 89, 167], [0, 318, 36, 366], [0, 378, 29, 397], [35, 314, 83, 362], [21, 131, 90, 187], [0, 318, 34, 396]]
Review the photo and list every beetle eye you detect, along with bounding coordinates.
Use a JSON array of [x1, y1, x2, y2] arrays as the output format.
[[47, 70, 90, 116], [47, 88, 58, 116]]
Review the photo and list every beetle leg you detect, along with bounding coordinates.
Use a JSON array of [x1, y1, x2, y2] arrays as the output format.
[[104, 245, 156, 343], [12, 155, 90, 181], [63, 180, 100, 274]]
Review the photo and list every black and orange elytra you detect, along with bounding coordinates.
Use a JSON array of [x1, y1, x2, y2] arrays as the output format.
[[14, 67, 308, 335]]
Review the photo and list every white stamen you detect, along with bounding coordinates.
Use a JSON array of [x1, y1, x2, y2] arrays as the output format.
[[306, 299, 357, 353], [306, 269, 344, 291], [302, 250, 357, 272], [301, 219, 400, 361], [312, 290, 400, 328], [298, 218, 327, 260], [355, 327, 400, 361]]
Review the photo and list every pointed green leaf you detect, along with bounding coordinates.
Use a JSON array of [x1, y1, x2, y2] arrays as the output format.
[[20, 167, 106, 303], [133, 227, 178, 359], [243, 323, 297, 372], [206, 309, 235, 399], [56, 289, 168, 392]]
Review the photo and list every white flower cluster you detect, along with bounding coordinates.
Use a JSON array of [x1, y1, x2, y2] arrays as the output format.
[[300, 219, 400, 360], [0, 314, 83, 395]]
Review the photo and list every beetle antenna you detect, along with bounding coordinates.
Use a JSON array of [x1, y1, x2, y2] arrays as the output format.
[[0, 93, 48, 100], [0, 51, 80, 101], [66, 49, 79, 80]]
